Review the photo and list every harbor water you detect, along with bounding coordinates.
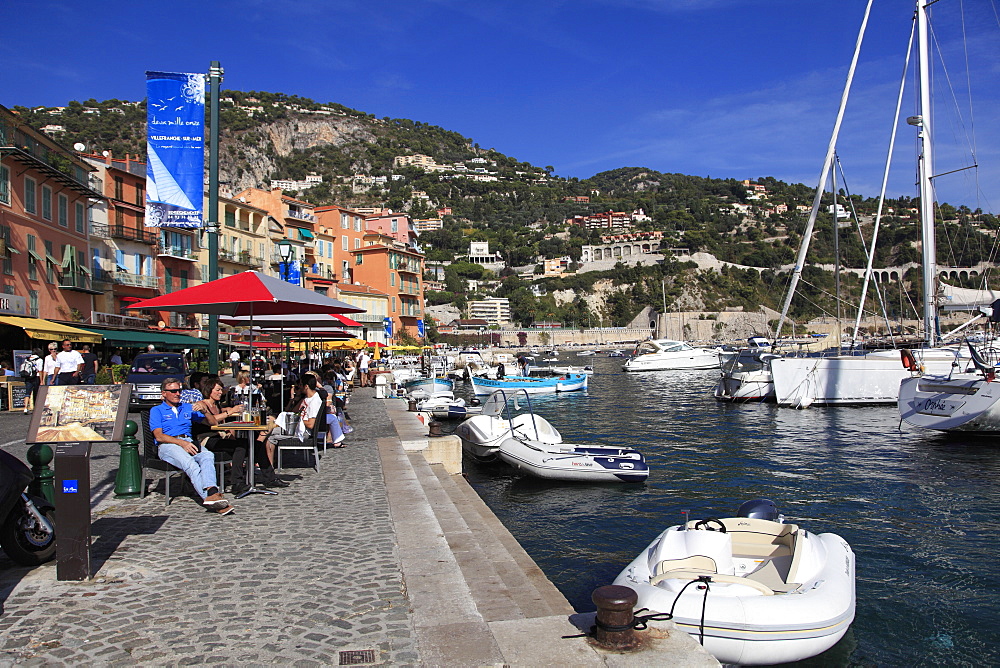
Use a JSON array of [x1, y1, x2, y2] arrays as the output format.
[[459, 355, 1000, 666]]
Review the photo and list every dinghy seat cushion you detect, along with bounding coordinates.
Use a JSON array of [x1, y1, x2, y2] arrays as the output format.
[[651, 554, 718, 577], [649, 568, 775, 596]]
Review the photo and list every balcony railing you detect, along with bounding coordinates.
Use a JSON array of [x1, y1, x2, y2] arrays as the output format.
[[59, 271, 101, 293], [285, 209, 316, 222], [156, 245, 199, 260], [113, 271, 160, 289], [220, 249, 262, 267], [109, 225, 158, 244]]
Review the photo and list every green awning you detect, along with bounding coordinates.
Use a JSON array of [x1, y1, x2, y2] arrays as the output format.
[[77, 327, 209, 349], [296, 228, 314, 240]]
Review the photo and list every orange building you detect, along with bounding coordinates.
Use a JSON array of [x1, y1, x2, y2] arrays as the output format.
[[351, 232, 425, 340], [0, 105, 103, 321], [315, 204, 368, 285], [235, 187, 318, 288]]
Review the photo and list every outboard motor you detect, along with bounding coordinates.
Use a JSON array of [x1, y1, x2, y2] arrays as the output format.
[[736, 498, 781, 522]]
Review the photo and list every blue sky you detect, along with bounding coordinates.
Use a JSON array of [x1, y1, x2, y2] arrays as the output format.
[[5, 0, 998, 211]]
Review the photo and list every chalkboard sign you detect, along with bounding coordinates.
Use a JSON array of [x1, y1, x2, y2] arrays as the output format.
[[8, 382, 28, 410], [0, 384, 8, 411]]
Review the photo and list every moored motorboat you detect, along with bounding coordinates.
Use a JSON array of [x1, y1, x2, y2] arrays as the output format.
[[607, 349, 627, 358], [414, 391, 481, 420], [622, 339, 722, 371], [714, 347, 780, 402], [403, 376, 454, 395], [498, 440, 648, 483], [454, 390, 562, 460], [470, 373, 588, 395], [613, 499, 855, 665]]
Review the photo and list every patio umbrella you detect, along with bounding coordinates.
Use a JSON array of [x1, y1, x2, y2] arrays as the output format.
[[129, 270, 363, 316], [220, 313, 363, 328]]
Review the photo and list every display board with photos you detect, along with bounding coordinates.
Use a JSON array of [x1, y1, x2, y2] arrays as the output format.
[[27, 384, 132, 444]]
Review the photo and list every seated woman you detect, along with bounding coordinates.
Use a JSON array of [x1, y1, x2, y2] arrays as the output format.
[[194, 377, 287, 493], [230, 371, 262, 408]]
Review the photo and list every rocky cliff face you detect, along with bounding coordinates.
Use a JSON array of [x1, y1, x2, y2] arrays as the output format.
[[220, 113, 379, 193]]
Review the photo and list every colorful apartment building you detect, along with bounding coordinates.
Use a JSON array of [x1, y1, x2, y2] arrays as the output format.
[[333, 283, 390, 343], [352, 232, 425, 340], [315, 204, 368, 285], [0, 105, 103, 322], [235, 187, 318, 289], [365, 211, 419, 248]]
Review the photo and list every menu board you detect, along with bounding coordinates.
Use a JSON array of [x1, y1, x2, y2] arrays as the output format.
[[9, 382, 28, 410], [27, 384, 131, 443]]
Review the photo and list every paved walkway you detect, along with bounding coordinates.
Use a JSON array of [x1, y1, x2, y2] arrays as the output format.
[[0, 388, 717, 667]]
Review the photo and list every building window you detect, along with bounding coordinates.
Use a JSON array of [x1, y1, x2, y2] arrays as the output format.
[[24, 177, 36, 214], [58, 194, 68, 227], [28, 290, 38, 317], [354, 238, 361, 249], [0, 165, 9, 205], [391, 218, 398, 233], [179, 269, 189, 290], [341, 213, 348, 229], [44, 240, 55, 283], [41, 186, 52, 220], [136, 184, 144, 206], [27, 235, 37, 281], [75, 202, 85, 233], [354, 217, 362, 232], [113, 176, 124, 200], [225, 211, 236, 228], [342, 236, 348, 251], [164, 266, 173, 292], [0, 225, 11, 276], [391, 296, 396, 312], [342, 261, 350, 281], [390, 272, 395, 287]]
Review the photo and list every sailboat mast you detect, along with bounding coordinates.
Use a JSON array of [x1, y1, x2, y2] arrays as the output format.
[[915, 0, 937, 347], [773, 0, 874, 342]]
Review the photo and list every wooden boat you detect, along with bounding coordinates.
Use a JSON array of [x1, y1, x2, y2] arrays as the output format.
[[470, 373, 588, 395]]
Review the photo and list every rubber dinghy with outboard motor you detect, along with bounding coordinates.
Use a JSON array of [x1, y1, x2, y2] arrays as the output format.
[[613, 499, 855, 665], [498, 437, 648, 483], [454, 389, 562, 461]]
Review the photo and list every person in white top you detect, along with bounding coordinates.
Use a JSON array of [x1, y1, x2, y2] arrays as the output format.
[[42, 343, 60, 386], [229, 350, 241, 377], [357, 350, 371, 387], [55, 339, 85, 385]]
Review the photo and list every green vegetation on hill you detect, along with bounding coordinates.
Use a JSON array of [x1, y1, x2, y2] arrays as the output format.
[[12, 92, 999, 332]]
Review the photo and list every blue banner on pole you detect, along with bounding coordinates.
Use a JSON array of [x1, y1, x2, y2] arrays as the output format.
[[286, 259, 302, 286], [145, 71, 205, 228], [417, 319, 425, 337], [383, 317, 393, 337]]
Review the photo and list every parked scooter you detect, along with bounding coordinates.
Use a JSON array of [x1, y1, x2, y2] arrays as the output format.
[[0, 449, 55, 566]]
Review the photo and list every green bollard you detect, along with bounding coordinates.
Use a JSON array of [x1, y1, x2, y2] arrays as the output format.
[[26, 443, 54, 505], [114, 420, 141, 499]]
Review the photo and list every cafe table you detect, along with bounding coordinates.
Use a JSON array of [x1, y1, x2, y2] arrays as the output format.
[[213, 419, 276, 498]]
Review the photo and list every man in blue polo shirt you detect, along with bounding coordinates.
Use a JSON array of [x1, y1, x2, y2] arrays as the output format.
[[150, 377, 239, 515]]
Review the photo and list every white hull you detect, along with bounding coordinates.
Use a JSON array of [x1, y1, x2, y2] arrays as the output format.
[[614, 517, 855, 665], [455, 411, 561, 461], [714, 370, 774, 402], [623, 339, 722, 372], [497, 440, 648, 483], [769, 348, 966, 407], [898, 372, 1000, 432]]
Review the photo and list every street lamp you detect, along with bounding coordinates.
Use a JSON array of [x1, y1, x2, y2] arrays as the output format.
[[276, 240, 292, 282]]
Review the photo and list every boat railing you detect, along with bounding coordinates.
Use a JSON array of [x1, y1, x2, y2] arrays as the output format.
[[483, 388, 543, 441]]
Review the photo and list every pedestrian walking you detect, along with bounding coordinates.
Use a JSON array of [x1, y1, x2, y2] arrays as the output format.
[[42, 343, 59, 386], [229, 349, 241, 377], [19, 348, 42, 413]]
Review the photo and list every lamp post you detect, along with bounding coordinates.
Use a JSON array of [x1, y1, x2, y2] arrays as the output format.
[[207, 60, 223, 374], [276, 239, 292, 282]]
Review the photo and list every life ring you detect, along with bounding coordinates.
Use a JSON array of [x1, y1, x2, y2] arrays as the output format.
[[900, 349, 918, 371]]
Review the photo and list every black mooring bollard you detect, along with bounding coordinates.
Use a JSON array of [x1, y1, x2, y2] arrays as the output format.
[[408, 398, 418, 412], [591, 584, 640, 649], [428, 420, 443, 437]]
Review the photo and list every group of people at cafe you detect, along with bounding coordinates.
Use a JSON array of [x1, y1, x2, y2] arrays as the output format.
[[4, 339, 101, 413], [149, 356, 358, 516]]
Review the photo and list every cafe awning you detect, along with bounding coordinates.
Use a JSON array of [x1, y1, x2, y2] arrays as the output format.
[[77, 326, 209, 349], [0, 316, 103, 344]]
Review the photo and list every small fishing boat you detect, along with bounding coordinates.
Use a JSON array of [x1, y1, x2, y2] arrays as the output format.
[[454, 390, 561, 461], [534, 365, 594, 376], [622, 339, 722, 371], [613, 499, 855, 665], [470, 373, 588, 395], [402, 376, 454, 394], [576, 350, 596, 357], [414, 391, 481, 420], [607, 350, 627, 358]]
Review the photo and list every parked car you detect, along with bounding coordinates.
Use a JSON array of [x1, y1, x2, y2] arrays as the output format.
[[127, 353, 188, 412]]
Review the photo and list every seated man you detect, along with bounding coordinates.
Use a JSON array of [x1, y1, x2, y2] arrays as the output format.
[[150, 377, 234, 515]]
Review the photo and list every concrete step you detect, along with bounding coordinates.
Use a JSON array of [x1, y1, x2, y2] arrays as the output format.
[[427, 461, 574, 620]]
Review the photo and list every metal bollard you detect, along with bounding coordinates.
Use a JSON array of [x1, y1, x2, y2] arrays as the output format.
[[408, 398, 418, 412], [427, 421, 443, 437], [591, 584, 640, 650], [114, 420, 141, 498], [26, 443, 54, 505]]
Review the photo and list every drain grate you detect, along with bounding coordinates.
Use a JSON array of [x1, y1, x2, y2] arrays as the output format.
[[339, 649, 377, 665]]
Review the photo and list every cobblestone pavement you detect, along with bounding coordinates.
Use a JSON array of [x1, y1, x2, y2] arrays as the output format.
[[0, 390, 421, 666]]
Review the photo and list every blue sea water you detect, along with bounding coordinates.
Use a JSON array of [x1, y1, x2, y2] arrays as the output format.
[[461, 356, 1000, 666]]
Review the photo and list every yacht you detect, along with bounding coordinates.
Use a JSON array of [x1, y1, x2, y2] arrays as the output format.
[[622, 339, 722, 372]]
